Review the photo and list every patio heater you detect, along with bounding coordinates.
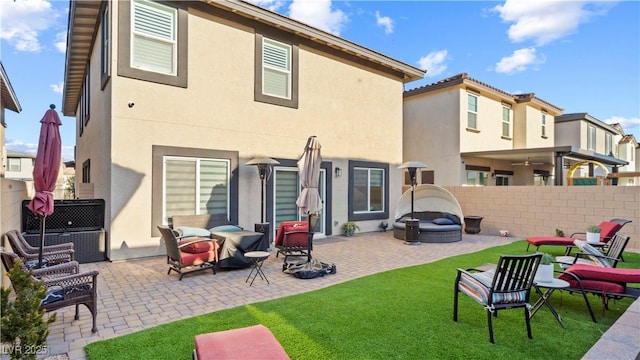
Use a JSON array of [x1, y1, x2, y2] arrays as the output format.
[[247, 157, 280, 249], [399, 161, 427, 245]]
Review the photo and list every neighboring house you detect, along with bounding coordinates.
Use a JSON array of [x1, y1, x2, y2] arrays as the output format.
[[403, 73, 627, 186], [1, 61, 22, 179], [4, 150, 35, 181], [61, 0, 424, 260], [556, 113, 636, 185]]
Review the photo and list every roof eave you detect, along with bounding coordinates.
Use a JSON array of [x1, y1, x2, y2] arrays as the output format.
[[0, 61, 22, 113]]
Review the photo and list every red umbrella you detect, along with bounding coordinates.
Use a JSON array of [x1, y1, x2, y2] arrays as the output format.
[[27, 104, 62, 267]]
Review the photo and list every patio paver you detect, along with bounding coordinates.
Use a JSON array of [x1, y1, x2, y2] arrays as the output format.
[[2, 232, 638, 359]]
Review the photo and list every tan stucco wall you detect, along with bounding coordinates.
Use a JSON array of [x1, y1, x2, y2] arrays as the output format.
[[82, 3, 407, 260], [446, 185, 640, 251], [1, 178, 27, 242], [555, 121, 581, 147]]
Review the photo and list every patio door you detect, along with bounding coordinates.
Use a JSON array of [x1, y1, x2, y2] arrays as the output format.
[[272, 167, 326, 239]]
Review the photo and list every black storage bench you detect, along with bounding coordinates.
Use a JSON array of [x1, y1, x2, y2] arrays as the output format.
[[22, 199, 107, 263]]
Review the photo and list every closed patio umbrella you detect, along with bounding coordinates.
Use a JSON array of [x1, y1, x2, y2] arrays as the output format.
[[295, 136, 322, 262], [27, 104, 62, 268]]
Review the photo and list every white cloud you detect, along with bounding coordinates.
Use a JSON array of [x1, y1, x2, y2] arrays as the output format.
[[494, 47, 544, 74], [55, 31, 66, 53], [51, 82, 64, 94], [417, 50, 448, 77], [5, 139, 37, 155], [492, 0, 613, 46], [0, 0, 59, 52], [288, 0, 348, 36], [375, 11, 393, 34]]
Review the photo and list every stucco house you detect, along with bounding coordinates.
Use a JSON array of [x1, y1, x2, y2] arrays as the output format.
[[403, 73, 627, 186], [61, 0, 424, 260]]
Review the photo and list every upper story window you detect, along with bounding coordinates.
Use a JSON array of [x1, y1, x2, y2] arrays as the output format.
[[541, 113, 547, 137], [255, 32, 299, 108], [605, 133, 612, 155], [100, 2, 111, 88], [7, 158, 20, 172], [467, 93, 478, 129], [587, 125, 596, 150], [132, 0, 176, 75], [347, 160, 389, 221], [79, 70, 90, 136], [502, 105, 511, 137], [118, 0, 187, 87]]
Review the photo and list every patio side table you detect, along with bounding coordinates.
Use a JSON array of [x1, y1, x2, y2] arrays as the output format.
[[530, 278, 570, 327], [464, 216, 483, 234], [245, 251, 270, 286]]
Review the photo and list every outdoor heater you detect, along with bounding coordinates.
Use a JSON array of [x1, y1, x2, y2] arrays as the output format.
[[398, 161, 427, 245], [247, 157, 280, 248]]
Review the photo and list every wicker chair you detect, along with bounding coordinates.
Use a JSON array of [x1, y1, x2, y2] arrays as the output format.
[[157, 225, 219, 280], [1, 250, 99, 333], [4, 229, 74, 266], [453, 253, 542, 343]]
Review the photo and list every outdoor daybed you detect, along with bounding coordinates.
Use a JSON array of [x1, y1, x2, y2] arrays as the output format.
[[393, 184, 464, 243]]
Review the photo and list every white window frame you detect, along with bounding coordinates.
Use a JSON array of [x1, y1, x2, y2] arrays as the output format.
[[162, 156, 230, 224], [131, 0, 177, 76], [465, 170, 489, 186], [541, 113, 547, 137], [353, 167, 385, 214], [605, 133, 612, 155], [587, 125, 596, 151], [502, 105, 511, 137], [7, 158, 20, 172], [467, 93, 478, 129], [262, 37, 292, 100]]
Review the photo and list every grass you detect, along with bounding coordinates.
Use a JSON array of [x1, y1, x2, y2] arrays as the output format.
[[85, 241, 639, 359]]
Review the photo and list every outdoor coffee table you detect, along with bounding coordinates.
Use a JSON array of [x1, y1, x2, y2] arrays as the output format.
[[530, 278, 570, 327], [244, 251, 270, 286]]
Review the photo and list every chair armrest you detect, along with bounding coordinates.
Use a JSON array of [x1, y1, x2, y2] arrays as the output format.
[[33, 261, 80, 278], [177, 238, 217, 249], [41, 270, 99, 293], [43, 242, 74, 251], [570, 231, 586, 239]]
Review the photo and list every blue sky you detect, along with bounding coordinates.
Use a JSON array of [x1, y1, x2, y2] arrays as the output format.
[[2, 0, 639, 162]]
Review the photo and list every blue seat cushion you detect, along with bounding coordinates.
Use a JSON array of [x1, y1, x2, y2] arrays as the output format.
[[41, 286, 64, 305]]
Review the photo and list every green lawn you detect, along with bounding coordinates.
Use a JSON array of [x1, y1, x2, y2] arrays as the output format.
[[85, 241, 639, 359]]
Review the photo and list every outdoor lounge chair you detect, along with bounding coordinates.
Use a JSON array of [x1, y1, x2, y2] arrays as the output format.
[[558, 263, 640, 322], [1, 250, 99, 333], [4, 229, 74, 266], [157, 225, 219, 280], [555, 233, 630, 269], [274, 221, 309, 265], [453, 253, 542, 343], [525, 219, 630, 254]]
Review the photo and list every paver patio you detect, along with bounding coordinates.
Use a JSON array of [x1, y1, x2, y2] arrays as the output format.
[[2, 231, 638, 359]]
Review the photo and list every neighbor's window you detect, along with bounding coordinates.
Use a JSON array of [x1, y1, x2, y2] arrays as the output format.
[[7, 158, 20, 172], [541, 113, 547, 137], [163, 156, 230, 223], [605, 133, 612, 155], [502, 105, 511, 137], [466, 171, 489, 186], [587, 125, 596, 150], [79, 70, 90, 135], [348, 160, 389, 221], [255, 33, 298, 108], [467, 93, 478, 129], [495, 175, 510, 186]]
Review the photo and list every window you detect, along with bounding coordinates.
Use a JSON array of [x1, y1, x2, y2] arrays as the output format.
[[255, 32, 299, 108], [495, 175, 510, 186], [151, 146, 239, 236], [587, 125, 596, 150], [465, 165, 490, 186], [79, 71, 90, 135], [100, 2, 110, 87], [82, 159, 90, 183], [502, 105, 511, 137], [541, 113, 547, 137], [605, 133, 612, 155], [7, 158, 20, 172], [118, 0, 187, 87], [467, 93, 478, 129], [347, 161, 389, 221], [163, 157, 230, 222]]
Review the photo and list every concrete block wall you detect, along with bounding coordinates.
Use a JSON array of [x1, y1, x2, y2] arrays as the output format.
[[445, 186, 639, 251]]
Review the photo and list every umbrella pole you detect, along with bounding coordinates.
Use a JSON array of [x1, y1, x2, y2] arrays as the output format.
[[307, 214, 318, 263], [38, 216, 46, 268]]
